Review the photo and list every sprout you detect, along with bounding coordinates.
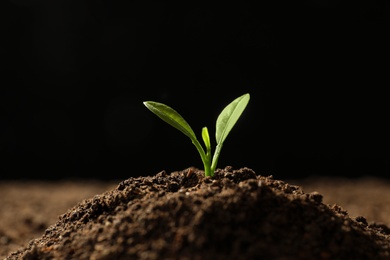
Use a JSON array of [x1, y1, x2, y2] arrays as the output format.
[[143, 93, 250, 177]]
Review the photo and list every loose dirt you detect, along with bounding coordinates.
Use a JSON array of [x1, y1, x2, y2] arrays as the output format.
[[1, 167, 390, 259]]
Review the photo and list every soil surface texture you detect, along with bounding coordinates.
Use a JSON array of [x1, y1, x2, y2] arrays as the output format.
[[2, 167, 390, 259]]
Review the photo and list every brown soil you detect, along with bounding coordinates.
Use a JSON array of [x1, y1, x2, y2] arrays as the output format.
[[2, 167, 390, 259]]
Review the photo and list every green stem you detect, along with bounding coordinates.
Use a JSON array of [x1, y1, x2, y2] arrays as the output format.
[[192, 140, 212, 177], [210, 143, 223, 176]]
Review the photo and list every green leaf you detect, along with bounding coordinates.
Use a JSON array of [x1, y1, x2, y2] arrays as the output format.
[[144, 100, 211, 176], [215, 93, 250, 145], [201, 127, 211, 153], [143, 101, 197, 140]]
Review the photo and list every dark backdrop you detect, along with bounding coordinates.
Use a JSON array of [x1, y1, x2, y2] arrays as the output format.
[[1, 1, 389, 180]]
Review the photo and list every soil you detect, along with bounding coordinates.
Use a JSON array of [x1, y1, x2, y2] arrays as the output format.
[[1, 167, 390, 259]]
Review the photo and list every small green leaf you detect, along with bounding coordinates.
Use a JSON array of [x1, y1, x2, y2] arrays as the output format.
[[215, 93, 250, 145], [201, 127, 211, 153], [144, 100, 211, 176], [143, 101, 196, 140]]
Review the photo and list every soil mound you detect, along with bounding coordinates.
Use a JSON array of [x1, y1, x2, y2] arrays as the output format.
[[6, 167, 390, 259]]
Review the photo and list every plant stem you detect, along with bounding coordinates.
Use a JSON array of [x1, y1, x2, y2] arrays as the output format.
[[192, 140, 212, 177], [210, 143, 223, 176]]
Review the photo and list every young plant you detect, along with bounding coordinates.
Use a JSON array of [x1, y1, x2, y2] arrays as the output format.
[[143, 93, 250, 177]]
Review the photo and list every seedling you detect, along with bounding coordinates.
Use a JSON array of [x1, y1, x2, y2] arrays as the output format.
[[143, 93, 250, 177]]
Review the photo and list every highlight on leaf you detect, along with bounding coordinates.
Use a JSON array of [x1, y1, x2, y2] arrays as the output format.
[[216, 94, 250, 145]]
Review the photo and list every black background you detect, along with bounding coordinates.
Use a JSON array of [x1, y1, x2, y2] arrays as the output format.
[[1, 1, 389, 180]]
